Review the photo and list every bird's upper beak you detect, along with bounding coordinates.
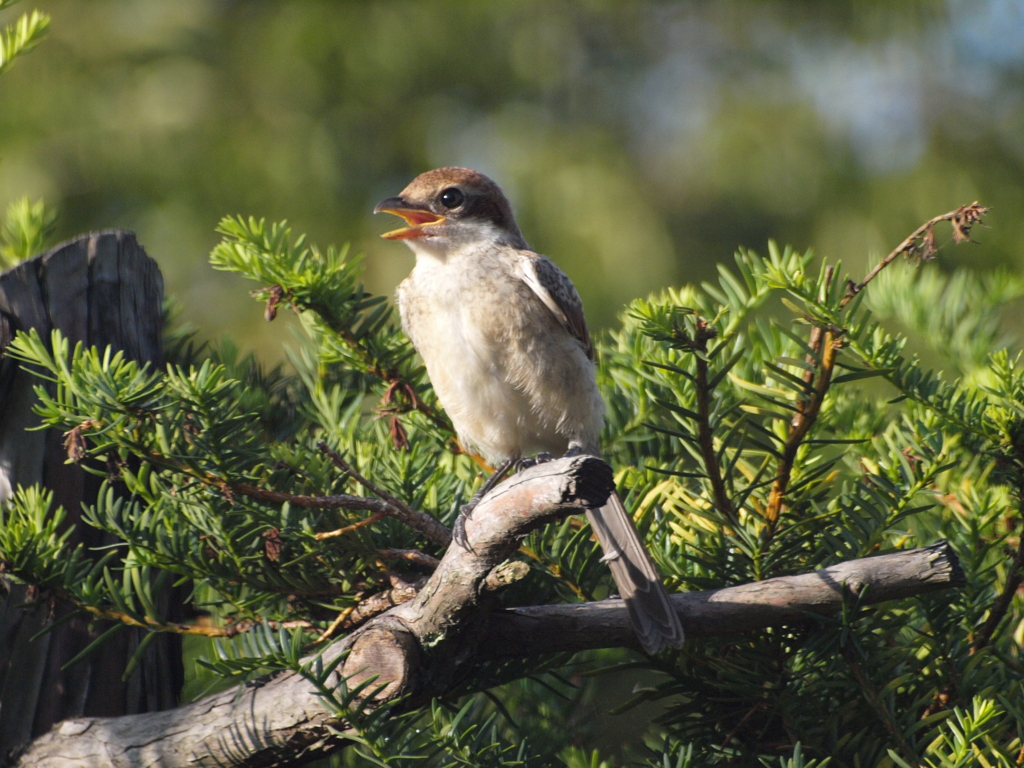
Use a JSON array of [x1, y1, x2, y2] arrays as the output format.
[[374, 197, 446, 240]]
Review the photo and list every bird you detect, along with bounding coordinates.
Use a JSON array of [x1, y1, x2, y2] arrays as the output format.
[[375, 166, 684, 654]]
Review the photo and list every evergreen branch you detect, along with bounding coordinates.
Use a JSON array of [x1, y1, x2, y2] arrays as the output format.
[[316, 439, 451, 545], [95, 434, 450, 546], [33, 560, 411, 646], [973, 492, 1024, 652], [0, 8, 49, 77], [306, 298, 454, 438], [209, 216, 455, 443], [840, 203, 989, 308], [37, 583, 314, 638], [692, 318, 738, 524], [232, 482, 451, 546], [764, 331, 839, 532]]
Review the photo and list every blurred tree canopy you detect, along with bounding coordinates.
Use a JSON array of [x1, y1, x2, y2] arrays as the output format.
[[0, 0, 1022, 360]]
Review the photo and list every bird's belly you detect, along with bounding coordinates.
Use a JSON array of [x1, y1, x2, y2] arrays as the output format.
[[414, 306, 568, 463]]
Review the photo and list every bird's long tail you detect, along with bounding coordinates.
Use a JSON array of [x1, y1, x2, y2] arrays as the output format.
[[586, 492, 684, 654]]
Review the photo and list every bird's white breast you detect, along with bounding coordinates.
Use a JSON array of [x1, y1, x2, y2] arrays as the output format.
[[396, 248, 602, 464]]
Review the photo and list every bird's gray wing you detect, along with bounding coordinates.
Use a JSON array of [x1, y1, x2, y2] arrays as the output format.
[[515, 252, 594, 360]]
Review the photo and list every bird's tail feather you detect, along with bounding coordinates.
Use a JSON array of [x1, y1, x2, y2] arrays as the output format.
[[586, 493, 684, 654]]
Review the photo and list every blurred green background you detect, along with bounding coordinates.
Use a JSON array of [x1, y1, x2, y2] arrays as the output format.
[[1, 0, 1022, 361]]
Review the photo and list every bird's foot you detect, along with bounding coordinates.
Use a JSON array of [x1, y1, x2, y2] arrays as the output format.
[[514, 452, 553, 473], [454, 497, 480, 548], [452, 512, 470, 548], [453, 457, 516, 548]]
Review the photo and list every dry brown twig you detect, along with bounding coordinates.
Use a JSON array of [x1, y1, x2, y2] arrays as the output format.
[[840, 202, 989, 308]]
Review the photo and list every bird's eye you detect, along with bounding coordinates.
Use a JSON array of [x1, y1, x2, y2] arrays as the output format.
[[439, 188, 465, 209]]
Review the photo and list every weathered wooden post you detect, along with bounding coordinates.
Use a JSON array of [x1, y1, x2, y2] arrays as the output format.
[[0, 231, 181, 755]]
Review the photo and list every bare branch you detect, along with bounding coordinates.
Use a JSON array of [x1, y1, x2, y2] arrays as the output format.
[[314, 512, 386, 540], [481, 541, 964, 657], [11, 455, 615, 768]]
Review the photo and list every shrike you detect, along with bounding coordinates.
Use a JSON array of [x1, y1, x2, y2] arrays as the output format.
[[376, 167, 684, 653]]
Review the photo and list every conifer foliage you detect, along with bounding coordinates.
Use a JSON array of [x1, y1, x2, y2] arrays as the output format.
[[3, 203, 1024, 766]]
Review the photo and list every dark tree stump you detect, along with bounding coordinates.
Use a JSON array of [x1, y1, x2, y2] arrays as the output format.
[[0, 231, 180, 756]]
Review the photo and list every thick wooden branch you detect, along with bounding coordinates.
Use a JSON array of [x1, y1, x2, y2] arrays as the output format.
[[481, 540, 965, 657], [10, 457, 964, 768]]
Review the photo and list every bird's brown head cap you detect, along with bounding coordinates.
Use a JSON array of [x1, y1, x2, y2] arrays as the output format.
[[374, 167, 525, 246]]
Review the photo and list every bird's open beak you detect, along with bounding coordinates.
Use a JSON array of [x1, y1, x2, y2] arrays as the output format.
[[374, 197, 446, 240]]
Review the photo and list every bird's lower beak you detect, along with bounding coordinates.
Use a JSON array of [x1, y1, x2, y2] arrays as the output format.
[[374, 197, 446, 240]]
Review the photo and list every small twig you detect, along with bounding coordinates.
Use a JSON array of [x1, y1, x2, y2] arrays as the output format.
[[318, 441, 408, 511], [378, 548, 441, 570], [315, 605, 357, 645], [36, 585, 314, 638], [840, 203, 988, 309], [719, 701, 766, 751], [234, 482, 399, 514], [316, 440, 452, 546], [205, 618, 314, 638], [764, 331, 839, 533], [74, 416, 453, 547], [792, 266, 833, 429], [315, 513, 386, 541], [331, 577, 425, 632], [691, 318, 738, 523]]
